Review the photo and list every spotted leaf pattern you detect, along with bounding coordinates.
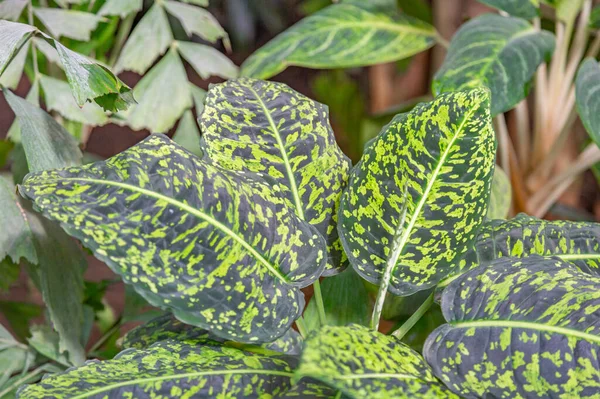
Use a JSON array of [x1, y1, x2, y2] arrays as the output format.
[[17, 340, 336, 398], [19, 134, 327, 343], [426, 257, 600, 398], [339, 89, 496, 296], [200, 78, 351, 275], [295, 325, 459, 398], [434, 14, 555, 116], [477, 0, 540, 19], [240, 2, 437, 79]]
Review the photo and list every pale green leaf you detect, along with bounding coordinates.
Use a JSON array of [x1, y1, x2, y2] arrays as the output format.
[[433, 14, 555, 116], [32, 37, 61, 67], [0, 175, 36, 264], [339, 89, 496, 296], [179, 0, 209, 5], [163, 0, 228, 43], [7, 81, 39, 144], [241, 2, 436, 79], [0, 21, 36, 78], [486, 166, 511, 219], [176, 41, 238, 80], [296, 325, 459, 398], [172, 109, 203, 158], [477, 0, 540, 19], [19, 134, 327, 343], [33, 8, 104, 41], [0, 324, 35, 379], [200, 78, 351, 274], [576, 58, 600, 147], [27, 325, 70, 367], [190, 83, 207, 113], [0, 40, 27, 90], [98, 0, 143, 17], [114, 4, 173, 74], [0, 0, 27, 21]]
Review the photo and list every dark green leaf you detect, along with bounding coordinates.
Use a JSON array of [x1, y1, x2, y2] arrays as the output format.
[[0, 301, 42, 341], [0, 258, 19, 292], [296, 325, 459, 398], [0, 175, 36, 264], [339, 89, 496, 296], [0, 21, 36, 77], [33, 8, 103, 41], [486, 166, 511, 219], [19, 134, 327, 343], [172, 109, 203, 158], [176, 41, 238, 80], [200, 78, 351, 274], [425, 256, 600, 398], [590, 6, 600, 29], [433, 14, 555, 116], [98, 0, 143, 17], [477, 0, 540, 19], [163, 0, 228, 44], [241, 2, 437, 79], [576, 58, 600, 147]]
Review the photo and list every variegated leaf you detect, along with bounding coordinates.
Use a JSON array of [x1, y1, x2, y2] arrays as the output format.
[[576, 58, 600, 146], [426, 256, 600, 398], [339, 89, 496, 296], [477, 0, 540, 19], [296, 325, 459, 398], [17, 340, 336, 398], [200, 78, 351, 275], [241, 2, 437, 79], [433, 14, 555, 116], [19, 134, 326, 343], [486, 166, 511, 219]]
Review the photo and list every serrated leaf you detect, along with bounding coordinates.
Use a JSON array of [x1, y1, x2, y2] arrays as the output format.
[[296, 325, 459, 398], [200, 78, 351, 274], [39, 75, 108, 127], [339, 89, 496, 296], [0, 175, 36, 264], [114, 4, 173, 74], [0, 0, 28, 21], [576, 58, 600, 147], [433, 14, 555, 116], [425, 256, 600, 398], [241, 2, 436, 80], [172, 109, 203, 158], [120, 49, 191, 133], [0, 40, 27, 90], [19, 134, 327, 343], [177, 41, 238, 80], [486, 166, 511, 219], [163, 0, 228, 44], [33, 8, 103, 41], [98, 0, 143, 17], [17, 340, 334, 398], [477, 0, 540, 19], [0, 21, 36, 78]]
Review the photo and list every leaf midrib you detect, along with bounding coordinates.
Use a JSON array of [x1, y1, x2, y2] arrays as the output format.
[[32, 177, 289, 284], [452, 320, 600, 345], [69, 369, 295, 399]]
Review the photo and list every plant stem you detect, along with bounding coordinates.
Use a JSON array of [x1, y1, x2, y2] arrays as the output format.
[[312, 279, 328, 327], [587, 33, 600, 58], [436, 33, 449, 49], [295, 316, 308, 338], [0, 366, 46, 398], [514, 100, 530, 170], [391, 292, 434, 340], [89, 319, 121, 354], [108, 14, 135, 67]]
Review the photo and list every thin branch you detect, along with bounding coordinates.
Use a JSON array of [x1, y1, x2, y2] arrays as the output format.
[[312, 280, 328, 327], [391, 293, 434, 340]]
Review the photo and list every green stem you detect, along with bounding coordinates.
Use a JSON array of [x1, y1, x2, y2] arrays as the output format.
[[0, 366, 46, 398], [391, 292, 434, 340], [295, 316, 308, 338], [108, 14, 135, 67], [312, 279, 328, 327], [88, 319, 121, 354]]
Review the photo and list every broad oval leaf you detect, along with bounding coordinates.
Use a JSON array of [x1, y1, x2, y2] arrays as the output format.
[[425, 256, 600, 398], [240, 2, 437, 79], [295, 324, 459, 398], [433, 14, 555, 116], [17, 340, 335, 398], [339, 88, 496, 296], [200, 78, 351, 275], [486, 166, 511, 219], [19, 134, 327, 343], [576, 58, 600, 146], [477, 0, 540, 19]]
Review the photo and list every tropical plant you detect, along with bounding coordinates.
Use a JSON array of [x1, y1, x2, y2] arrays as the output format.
[[4, 0, 600, 398]]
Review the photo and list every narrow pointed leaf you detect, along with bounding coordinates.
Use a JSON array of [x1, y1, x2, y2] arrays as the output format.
[[0, 40, 28, 90], [477, 0, 540, 19], [201, 78, 351, 274], [173, 110, 203, 158], [576, 58, 600, 146], [0, 21, 36, 77], [241, 2, 437, 79], [433, 14, 555, 116], [19, 134, 327, 343], [114, 4, 173, 74], [296, 325, 459, 398], [7, 81, 39, 144], [486, 166, 511, 219], [339, 89, 496, 296], [177, 41, 238, 80], [33, 8, 103, 41], [98, 0, 143, 17], [17, 341, 333, 398], [0, 175, 36, 264], [426, 257, 600, 398], [0, 0, 27, 21], [163, 0, 228, 44]]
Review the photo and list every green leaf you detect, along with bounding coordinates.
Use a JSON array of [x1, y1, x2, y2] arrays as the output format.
[[176, 41, 238, 80], [114, 4, 173, 74], [4, 89, 82, 172], [304, 268, 370, 333], [0, 175, 36, 264], [0, 324, 35, 379], [0, 21, 36, 78], [19, 134, 327, 343], [180, 0, 209, 5], [0, 0, 28, 21], [0, 301, 42, 341], [33, 8, 104, 41], [172, 109, 203, 158], [98, 0, 143, 17], [576, 58, 600, 147], [590, 6, 600, 29], [190, 83, 207, 114], [339, 89, 496, 296], [119, 49, 191, 133], [296, 325, 459, 398], [241, 2, 437, 79], [477, 0, 540, 19], [7, 82, 39, 145], [163, 0, 228, 44], [0, 258, 19, 292], [18, 340, 334, 398], [433, 14, 555, 116], [200, 78, 351, 274], [39, 75, 109, 127], [425, 256, 600, 398], [486, 166, 511, 219], [27, 325, 70, 367], [0, 40, 28, 90]]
